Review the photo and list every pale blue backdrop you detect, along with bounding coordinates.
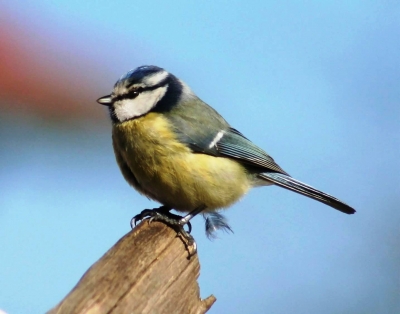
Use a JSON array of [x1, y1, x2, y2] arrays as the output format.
[[1, 1, 399, 313]]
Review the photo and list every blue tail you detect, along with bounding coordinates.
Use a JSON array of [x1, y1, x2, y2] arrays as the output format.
[[259, 172, 355, 214]]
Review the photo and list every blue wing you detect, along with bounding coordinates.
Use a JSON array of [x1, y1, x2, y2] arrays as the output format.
[[163, 99, 355, 214], [163, 99, 288, 174]]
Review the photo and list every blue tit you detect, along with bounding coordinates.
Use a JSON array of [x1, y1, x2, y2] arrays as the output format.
[[97, 65, 355, 249]]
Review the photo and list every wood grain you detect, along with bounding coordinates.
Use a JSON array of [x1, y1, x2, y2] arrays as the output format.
[[48, 221, 216, 314]]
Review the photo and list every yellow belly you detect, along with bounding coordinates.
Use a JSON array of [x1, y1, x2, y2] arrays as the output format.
[[112, 113, 251, 212]]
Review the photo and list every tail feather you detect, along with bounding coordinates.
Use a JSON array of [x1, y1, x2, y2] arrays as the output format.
[[259, 172, 356, 214]]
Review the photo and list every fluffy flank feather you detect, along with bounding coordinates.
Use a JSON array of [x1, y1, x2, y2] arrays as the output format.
[[203, 212, 233, 240]]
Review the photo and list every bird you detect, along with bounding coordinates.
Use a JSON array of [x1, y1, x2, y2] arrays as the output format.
[[97, 65, 355, 252]]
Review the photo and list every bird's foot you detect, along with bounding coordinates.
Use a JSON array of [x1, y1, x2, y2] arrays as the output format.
[[131, 206, 196, 257]]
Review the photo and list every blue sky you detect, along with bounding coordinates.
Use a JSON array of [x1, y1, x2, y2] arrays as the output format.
[[1, 1, 399, 313]]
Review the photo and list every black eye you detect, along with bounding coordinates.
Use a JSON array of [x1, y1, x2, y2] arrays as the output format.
[[127, 87, 143, 99]]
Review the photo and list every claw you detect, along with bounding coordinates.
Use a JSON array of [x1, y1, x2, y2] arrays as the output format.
[[130, 217, 136, 229], [175, 219, 192, 234], [130, 209, 155, 229], [177, 227, 197, 257], [148, 216, 160, 224], [130, 206, 197, 258]]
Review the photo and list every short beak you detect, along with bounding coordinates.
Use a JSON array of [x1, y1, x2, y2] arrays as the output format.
[[97, 95, 113, 106]]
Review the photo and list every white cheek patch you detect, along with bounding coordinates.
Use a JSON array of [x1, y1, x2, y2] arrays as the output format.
[[144, 71, 168, 86], [114, 85, 168, 122]]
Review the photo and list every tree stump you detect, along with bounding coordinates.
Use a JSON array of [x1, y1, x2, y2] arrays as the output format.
[[48, 221, 216, 314]]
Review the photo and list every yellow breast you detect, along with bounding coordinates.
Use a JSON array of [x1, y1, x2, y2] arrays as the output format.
[[112, 113, 251, 212]]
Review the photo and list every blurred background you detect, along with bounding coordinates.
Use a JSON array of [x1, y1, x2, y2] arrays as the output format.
[[1, 1, 399, 313]]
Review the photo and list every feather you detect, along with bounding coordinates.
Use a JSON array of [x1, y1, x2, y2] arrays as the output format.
[[203, 212, 234, 240], [259, 172, 356, 214]]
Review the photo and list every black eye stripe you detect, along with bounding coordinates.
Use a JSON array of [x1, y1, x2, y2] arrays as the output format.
[[115, 80, 168, 102]]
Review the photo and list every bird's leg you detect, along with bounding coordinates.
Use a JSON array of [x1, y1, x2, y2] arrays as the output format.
[[179, 205, 206, 225], [173, 205, 206, 253]]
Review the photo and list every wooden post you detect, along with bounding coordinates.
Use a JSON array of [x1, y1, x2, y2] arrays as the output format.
[[48, 221, 216, 314]]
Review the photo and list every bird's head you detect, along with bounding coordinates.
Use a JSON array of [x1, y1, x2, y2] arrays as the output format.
[[97, 65, 194, 123]]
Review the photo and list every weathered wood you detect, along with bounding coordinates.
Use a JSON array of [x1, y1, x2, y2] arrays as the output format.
[[48, 221, 216, 314]]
